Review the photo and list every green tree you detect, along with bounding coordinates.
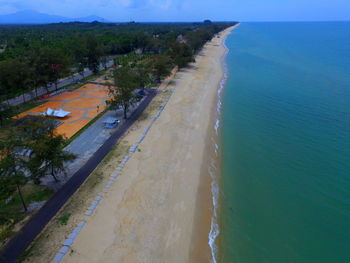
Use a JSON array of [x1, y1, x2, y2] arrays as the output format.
[[108, 67, 139, 119], [168, 43, 194, 68], [86, 35, 102, 74], [69, 38, 88, 77], [17, 118, 51, 184], [0, 133, 28, 211], [14, 117, 75, 184], [39, 129, 76, 182], [26, 155, 45, 185], [41, 48, 70, 92], [148, 55, 172, 82], [135, 64, 152, 90], [27, 49, 49, 97], [0, 102, 13, 127], [0, 58, 30, 103]]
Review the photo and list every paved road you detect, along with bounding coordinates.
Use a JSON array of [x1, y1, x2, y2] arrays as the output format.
[[62, 103, 141, 178], [0, 89, 157, 263], [6, 60, 114, 107], [42, 98, 145, 191]]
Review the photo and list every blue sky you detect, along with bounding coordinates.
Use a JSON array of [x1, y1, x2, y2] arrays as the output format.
[[0, 0, 349, 21]]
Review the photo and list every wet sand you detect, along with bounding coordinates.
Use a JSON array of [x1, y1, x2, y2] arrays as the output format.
[[190, 26, 235, 262]]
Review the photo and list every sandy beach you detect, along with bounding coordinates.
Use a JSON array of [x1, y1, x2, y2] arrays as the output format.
[[26, 26, 234, 263]]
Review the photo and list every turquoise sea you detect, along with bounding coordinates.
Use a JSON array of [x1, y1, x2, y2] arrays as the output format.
[[219, 22, 350, 263]]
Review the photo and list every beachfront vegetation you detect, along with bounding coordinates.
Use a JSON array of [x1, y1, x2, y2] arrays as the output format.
[[0, 20, 236, 247], [0, 118, 75, 242], [108, 66, 141, 119], [0, 21, 236, 105], [0, 184, 53, 244]]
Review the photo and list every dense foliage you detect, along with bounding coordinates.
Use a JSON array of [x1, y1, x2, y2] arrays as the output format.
[[0, 118, 75, 211], [0, 21, 236, 103]]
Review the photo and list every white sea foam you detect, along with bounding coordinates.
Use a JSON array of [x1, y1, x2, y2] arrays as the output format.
[[208, 28, 232, 263], [214, 119, 220, 135], [208, 159, 220, 263], [211, 138, 219, 156]]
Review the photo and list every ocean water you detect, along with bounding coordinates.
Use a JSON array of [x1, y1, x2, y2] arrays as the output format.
[[219, 22, 350, 263]]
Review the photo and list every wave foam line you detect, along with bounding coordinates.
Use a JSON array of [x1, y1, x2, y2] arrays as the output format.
[[208, 159, 220, 263], [208, 28, 232, 263]]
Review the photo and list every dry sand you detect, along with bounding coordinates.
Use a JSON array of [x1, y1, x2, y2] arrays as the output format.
[[59, 27, 234, 263], [26, 26, 234, 263]]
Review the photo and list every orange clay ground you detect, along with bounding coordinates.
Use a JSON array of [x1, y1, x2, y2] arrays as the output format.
[[16, 84, 111, 138]]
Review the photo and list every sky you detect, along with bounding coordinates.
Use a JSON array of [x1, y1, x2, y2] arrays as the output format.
[[0, 0, 349, 22]]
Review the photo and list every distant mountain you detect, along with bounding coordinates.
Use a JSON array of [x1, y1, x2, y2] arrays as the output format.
[[0, 10, 108, 24], [74, 15, 108, 23]]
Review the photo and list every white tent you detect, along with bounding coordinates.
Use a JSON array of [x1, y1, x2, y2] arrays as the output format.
[[43, 108, 71, 118]]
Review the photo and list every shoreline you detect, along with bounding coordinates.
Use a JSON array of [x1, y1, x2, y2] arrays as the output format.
[[23, 25, 237, 263], [190, 25, 237, 263]]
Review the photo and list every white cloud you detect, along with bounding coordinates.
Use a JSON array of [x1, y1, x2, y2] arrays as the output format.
[[149, 0, 172, 9], [117, 0, 133, 7], [0, 4, 18, 14]]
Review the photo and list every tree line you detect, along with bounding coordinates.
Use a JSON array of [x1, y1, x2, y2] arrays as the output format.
[[0, 21, 236, 104]]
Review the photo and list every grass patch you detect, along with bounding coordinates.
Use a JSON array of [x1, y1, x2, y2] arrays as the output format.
[[0, 185, 54, 248], [138, 111, 149, 121], [57, 213, 71, 226], [0, 100, 42, 130], [12, 101, 41, 115], [98, 142, 128, 171], [84, 171, 104, 190]]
